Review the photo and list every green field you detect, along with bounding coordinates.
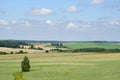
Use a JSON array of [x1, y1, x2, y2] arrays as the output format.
[[1, 53, 120, 80], [64, 42, 120, 49]]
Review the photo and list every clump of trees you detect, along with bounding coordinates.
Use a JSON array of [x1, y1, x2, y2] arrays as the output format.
[[21, 56, 30, 72], [37, 47, 44, 50], [50, 49, 70, 53], [72, 48, 120, 53], [51, 42, 67, 48], [29, 45, 44, 50], [0, 50, 27, 55], [0, 40, 28, 48], [0, 51, 8, 55], [50, 48, 120, 53], [51, 42, 63, 46]]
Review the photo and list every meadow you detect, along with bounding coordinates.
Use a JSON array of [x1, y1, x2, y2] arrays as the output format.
[[0, 53, 120, 80], [64, 42, 120, 49]]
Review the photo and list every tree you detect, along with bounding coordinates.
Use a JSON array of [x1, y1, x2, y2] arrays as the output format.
[[60, 43, 63, 46], [21, 56, 30, 72], [45, 50, 49, 53], [30, 45, 34, 49]]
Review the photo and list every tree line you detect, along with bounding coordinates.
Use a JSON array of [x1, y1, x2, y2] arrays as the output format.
[[51, 48, 120, 53], [0, 40, 28, 48], [51, 42, 68, 48], [0, 50, 27, 55]]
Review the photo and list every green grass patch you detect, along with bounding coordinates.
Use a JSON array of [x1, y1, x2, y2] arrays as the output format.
[[64, 42, 120, 49], [1, 60, 120, 80]]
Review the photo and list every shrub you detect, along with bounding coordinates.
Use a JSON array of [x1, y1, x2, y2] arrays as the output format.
[[21, 56, 30, 72], [37, 47, 44, 50], [45, 50, 49, 53], [0, 51, 8, 55], [13, 72, 26, 80], [19, 50, 24, 53], [16, 50, 27, 54], [10, 51, 14, 54]]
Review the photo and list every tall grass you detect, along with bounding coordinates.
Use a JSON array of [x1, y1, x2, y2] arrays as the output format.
[[13, 72, 26, 80]]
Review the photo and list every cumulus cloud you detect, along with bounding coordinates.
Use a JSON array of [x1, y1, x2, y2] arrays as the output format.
[[67, 6, 77, 12], [30, 8, 53, 16], [66, 22, 77, 29], [0, 19, 8, 25], [110, 19, 120, 26], [45, 20, 52, 25], [45, 19, 64, 25], [91, 0, 104, 5]]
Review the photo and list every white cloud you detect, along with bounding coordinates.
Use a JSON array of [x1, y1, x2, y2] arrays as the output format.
[[67, 6, 77, 12], [45, 20, 52, 25], [0, 19, 8, 25], [67, 22, 77, 29], [30, 8, 53, 16], [110, 19, 120, 26], [91, 0, 104, 5], [45, 19, 64, 25]]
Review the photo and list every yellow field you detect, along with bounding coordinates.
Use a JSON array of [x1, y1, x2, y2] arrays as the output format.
[[0, 44, 54, 53], [0, 47, 43, 53], [34, 44, 54, 50]]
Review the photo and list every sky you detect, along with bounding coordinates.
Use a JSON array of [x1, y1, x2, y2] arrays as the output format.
[[0, 0, 120, 41]]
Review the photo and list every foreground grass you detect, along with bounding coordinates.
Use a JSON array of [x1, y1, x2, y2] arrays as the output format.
[[0, 53, 120, 80]]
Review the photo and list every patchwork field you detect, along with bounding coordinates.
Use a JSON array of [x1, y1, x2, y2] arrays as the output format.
[[0, 53, 120, 80]]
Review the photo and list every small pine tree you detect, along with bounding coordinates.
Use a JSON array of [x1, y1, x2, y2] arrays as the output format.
[[21, 56, 30, 72]]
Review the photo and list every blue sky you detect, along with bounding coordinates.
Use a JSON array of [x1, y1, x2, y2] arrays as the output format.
[[0, 0, 120, 41]]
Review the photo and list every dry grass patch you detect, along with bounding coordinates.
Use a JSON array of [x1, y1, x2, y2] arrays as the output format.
[[0, 47, 43, 53], [1, 53, 120, 62]]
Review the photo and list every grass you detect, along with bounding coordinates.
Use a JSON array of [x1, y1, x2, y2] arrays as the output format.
[[0, 53, 120, 80], [64, 42, 120, 49], [28, 60, 120, 80]]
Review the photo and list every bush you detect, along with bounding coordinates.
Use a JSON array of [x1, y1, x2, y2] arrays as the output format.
[[16, 50, 27, 54], [13, 72, 26, 80], [37, 47, 44, 50], [19, 50, 24, 53], [21, 56, 30, 72], [10, 51, 14, 54], [0, 51, 8, 55], [45, 50, 49, 53]]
